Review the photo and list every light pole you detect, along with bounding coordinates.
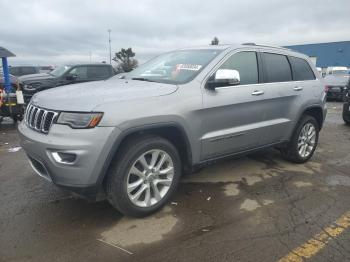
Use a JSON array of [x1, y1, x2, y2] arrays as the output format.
[[108, 29, 112, 64]]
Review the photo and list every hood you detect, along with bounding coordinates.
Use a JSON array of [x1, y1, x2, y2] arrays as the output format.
[[0, 74, 17, 84], [19, 73, 55, 82], [31, 78, 178, 111], [324, 75, 350, 86]]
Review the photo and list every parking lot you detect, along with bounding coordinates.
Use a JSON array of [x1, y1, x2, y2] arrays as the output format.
[[0, 101, 349, 262]]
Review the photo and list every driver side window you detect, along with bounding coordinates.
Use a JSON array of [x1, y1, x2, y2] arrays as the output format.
[[68, 66, 88, 80], [219, 52, 258, 85]]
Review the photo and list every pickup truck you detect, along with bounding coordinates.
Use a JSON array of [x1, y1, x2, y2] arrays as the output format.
[[20, 63, 116, 103]]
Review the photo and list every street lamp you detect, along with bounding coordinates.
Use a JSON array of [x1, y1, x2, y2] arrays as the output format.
[[108, 29, 112, 64]]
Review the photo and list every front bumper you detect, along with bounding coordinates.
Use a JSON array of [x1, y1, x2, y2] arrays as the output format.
[[18, 121, 121, 199]]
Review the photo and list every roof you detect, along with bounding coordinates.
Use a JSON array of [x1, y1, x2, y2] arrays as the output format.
[[66, 63, 112, 67], [180, 43, 299, 52], [0, 47, 15, 58]]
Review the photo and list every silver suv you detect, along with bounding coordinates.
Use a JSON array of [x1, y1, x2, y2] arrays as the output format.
[[18, 44, 327, 217]]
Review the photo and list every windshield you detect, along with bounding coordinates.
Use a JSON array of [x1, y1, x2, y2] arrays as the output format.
[[126, 49, 222, 84], [50, 65, 71, 77]]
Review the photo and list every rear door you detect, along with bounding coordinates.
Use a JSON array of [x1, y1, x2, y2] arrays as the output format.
[[259, 52, 307, 145], [200, 50, 269, 160]]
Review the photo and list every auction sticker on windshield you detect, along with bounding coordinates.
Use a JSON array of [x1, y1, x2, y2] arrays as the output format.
[[176, 64, 202, 71]]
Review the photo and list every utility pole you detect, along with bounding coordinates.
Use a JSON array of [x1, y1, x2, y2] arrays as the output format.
[[108, 29, 112, 64]]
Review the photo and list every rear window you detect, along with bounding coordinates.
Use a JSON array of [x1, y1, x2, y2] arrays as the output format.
[[88, 66, 111, 79], [9, 67, 20, 76], [289, 57, 315, 81], [21, 67, 37, 75], [262, 53, 292, 83]]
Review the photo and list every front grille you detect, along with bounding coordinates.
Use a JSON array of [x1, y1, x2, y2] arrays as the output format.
[[25, 104, 58, 134]]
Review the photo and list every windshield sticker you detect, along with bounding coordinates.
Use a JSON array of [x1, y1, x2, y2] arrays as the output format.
[[176, 64, 202, 71]]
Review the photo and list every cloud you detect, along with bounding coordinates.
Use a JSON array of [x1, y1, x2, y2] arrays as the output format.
[[0, 0, 349, 65]]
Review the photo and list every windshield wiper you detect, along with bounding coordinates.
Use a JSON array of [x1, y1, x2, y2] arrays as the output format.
[[131, 77, 155, 82]]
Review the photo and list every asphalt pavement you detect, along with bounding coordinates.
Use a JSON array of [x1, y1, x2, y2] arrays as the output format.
[[1, 102, 350, 262]]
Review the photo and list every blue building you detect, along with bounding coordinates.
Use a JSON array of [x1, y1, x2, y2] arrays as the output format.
[[285, 41, 350, 68]]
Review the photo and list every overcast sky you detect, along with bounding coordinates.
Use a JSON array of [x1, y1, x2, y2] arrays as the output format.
[[0, 0, 349, 66]]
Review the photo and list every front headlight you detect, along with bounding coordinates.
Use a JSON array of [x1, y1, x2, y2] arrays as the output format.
[[56, 112, 103, 129]]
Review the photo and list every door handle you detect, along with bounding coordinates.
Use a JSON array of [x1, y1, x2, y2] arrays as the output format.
[[251, 90, 264, 96], [294, 86, 303, 91]]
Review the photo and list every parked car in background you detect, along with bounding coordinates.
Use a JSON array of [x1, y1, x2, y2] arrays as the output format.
[[18, 44, 326, 217], [20, 63, 116, 103], [39, 65, 55, 74], [9, 66, 40, 77], [324, 73, 349, 101], [343, 88, 350, 125], [326, 66, 348, 75]]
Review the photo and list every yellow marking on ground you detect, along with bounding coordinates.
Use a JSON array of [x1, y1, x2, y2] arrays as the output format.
[[278, 211, 350, 262]]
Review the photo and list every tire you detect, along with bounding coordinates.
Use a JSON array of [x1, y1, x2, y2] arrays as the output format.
[[12, 115, 18, 123], [106, 135, 181, 217], [281, 115, 319, 163], [343, 112, 350, 125], [343, 103, 350, 125]]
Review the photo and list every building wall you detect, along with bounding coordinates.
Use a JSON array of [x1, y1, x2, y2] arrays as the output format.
[[285, 41, 350, 68]]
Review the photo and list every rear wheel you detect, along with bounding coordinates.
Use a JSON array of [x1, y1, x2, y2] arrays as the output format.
[[281, 115, 319, 163], [106, 135, 181, 217], [343, 103, 350, 125]]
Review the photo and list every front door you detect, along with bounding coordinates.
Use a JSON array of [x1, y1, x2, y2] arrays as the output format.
[[62, 66, 89, 85], [200, 51, 268, 160]]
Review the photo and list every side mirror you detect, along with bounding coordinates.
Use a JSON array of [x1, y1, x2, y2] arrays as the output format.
[[66, 74, 78, 81], [207, 69, 240, 89]]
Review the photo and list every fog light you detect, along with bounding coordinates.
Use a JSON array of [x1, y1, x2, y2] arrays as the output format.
[[51, 152, 77, 164]]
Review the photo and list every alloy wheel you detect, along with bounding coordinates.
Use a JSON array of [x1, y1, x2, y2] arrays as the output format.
[[126, 149, 174, 207], [297, 122, 316, 158]]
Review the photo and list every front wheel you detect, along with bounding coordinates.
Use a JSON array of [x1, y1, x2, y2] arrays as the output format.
[[281, 115, 319, 163], [106, 135, 181, 217]]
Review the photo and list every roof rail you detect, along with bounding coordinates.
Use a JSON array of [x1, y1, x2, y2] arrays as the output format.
[[242, 43, 292, 51]]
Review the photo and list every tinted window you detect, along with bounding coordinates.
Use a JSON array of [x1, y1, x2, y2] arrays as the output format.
[[219, 52, 259, 85], [68, 66, 88, 80], [9, 67, 20, 76], [262, 53, 292, 83], [21, 67, 37, 75], [88, 66, 111, 79], [289, 57, 315, 81]]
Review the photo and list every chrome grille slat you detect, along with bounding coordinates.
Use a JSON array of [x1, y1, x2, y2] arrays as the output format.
[[30, 108, 38, 127], [24, 104, 58, 134], [40, 111, 48, 131]]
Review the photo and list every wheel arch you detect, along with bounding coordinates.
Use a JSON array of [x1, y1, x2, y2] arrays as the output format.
[[301, 105, 325, 130], [97, 122, 193, 187]]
